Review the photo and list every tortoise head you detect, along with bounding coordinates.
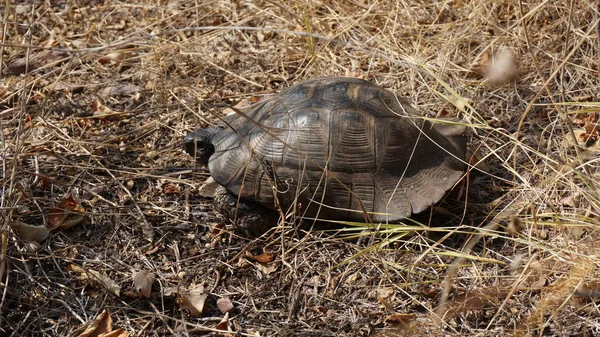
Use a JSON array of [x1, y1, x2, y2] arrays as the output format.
[[184, 126, 222, 166]]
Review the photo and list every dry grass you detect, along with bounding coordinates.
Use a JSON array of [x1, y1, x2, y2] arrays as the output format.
[[2, 0, 600, 336]]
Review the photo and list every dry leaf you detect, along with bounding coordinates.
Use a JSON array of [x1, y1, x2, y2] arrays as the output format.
[[217, 296, 234, 313], [514, 257, 594, 335], [87, 269, 121, 297], [582, 121, 600, 142], [245, 251, 275, 264], [46, 194, 86, 230], [198, 177, 219, 197], [507, 216, 525, 236], [234, 97, 256, 109], [68, 264, 89, 280], [132, 271, 155, 298], [100, 84, 140, 97], [162, 287, 178, 297], [77, 308, 129, 337], [441, 289, 505, 318], [572, 112, 596, 126], [419, 285, 439, 298], [178, 284, 208, 317], [215, 312, 232, 335], [571, 114, 600, 144], [562, 193, 581, 208], [161, 183, 180, 195], [15, 4, 31, 15], [45, 81, 84, 93], [255, 261, 278, 276], [78, 308, 112, 337], [369, 313, 419, 337], [472, 50, 490, 76], [89, 99, 127, 120], [222, 107, 236, 116], [98, 328, 129, 337], [23, 113, 34, 129], [376, 288, 396, 312], [343, 272, 359, 286], [7, 50, 67, 75], [485, 48, 519, 85], [11, 221, 50, 242], [385, 312, 416, 325], [98, 52, 125, 65], [90, 98, 115, 115], [211, 222, 226, 238], [564, 128, 593, 148], [60, 213, 86, 230]]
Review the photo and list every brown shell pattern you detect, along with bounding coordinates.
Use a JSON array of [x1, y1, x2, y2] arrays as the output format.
[[208, 77, 466, 222]]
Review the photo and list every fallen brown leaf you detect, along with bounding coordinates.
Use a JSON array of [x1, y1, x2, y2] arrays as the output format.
[[77, 308, 112, 337], [470, 50, 489, 76], [177, 284, 208, 317], [198, 177, 219, 198], [11, 221, 50, 242], [245, 250, 275, 264], [7, 50, 68, 75], [132, 271, 155, 298], [88, 269, 121, 297], [249, 95, 262, 103], [385, 312, 416, 325], [514, 257, 595, 336], [507, 216, 525, 236], [255, 261, 278, 276], [98, 51, 125, 65], [561, 193, 581, 208], [441, 289, 505, 318], [572, 112, 596, 126], [98, 328, 129, 337], [162, 287, 178, 297], [100, 84, 141, 98], [376, 288, 396, 312], [46, 194, 86, 230], [69, 266, 121, 297], [161, 183, 180, 195], [68, 264, 88, 280], [60, 213, 86, 230], [45, 81, 85, 93], [215, 312, 232, 335], [211, 222, 226, 238], [370, 312, 424, 337], [89, 98, 128, 120], [419, 285, 439, 298], [90, 98, 116, 115], [217, 296, 234, 313]]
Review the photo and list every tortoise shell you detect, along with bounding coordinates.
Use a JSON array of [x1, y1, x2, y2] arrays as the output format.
[[196, 77, 466, 222]]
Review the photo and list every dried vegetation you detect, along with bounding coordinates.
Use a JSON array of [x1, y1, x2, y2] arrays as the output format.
[[2, 1, 600, 336]]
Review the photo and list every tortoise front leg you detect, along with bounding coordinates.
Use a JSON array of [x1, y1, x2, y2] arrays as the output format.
[[213, 186, 279, 237]]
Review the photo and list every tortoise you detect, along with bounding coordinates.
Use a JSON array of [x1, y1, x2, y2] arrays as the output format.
[[185, 77, 467, 236]]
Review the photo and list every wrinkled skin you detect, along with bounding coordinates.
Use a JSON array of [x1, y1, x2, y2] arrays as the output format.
[[186, 129, 278, 237], [213, 186, 278, 237]]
